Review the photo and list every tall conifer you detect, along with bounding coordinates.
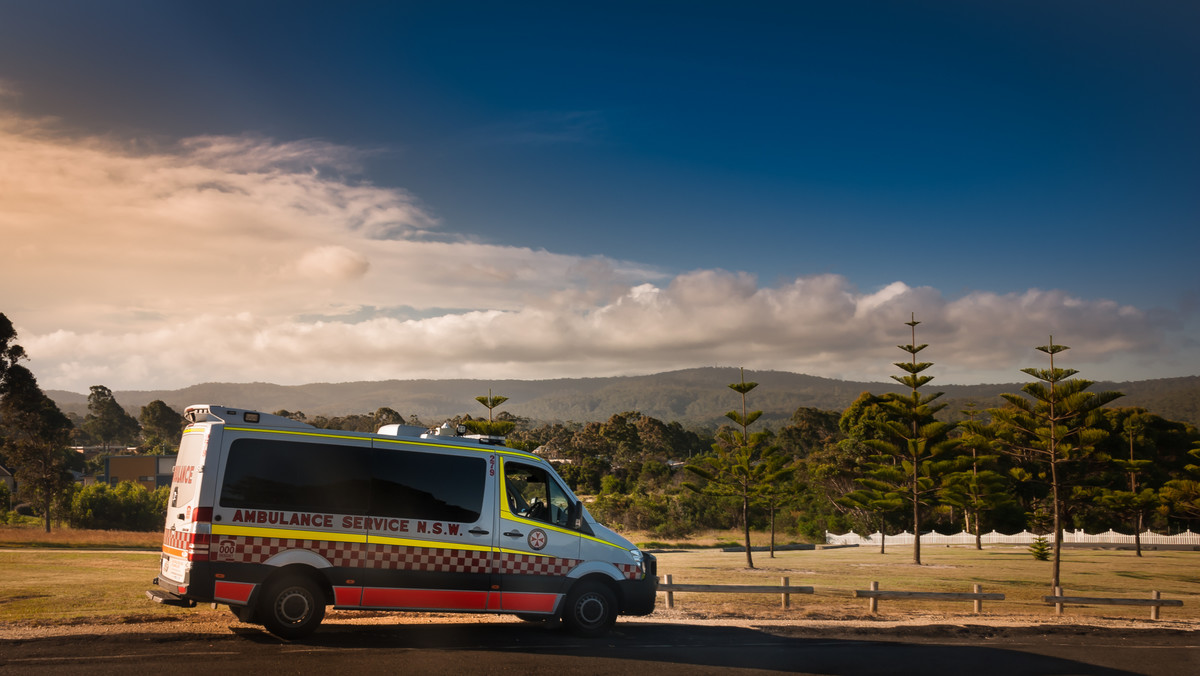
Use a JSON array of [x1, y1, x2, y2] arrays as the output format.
[[991, 337, 1121, 590], [859, 315, 958, 565]]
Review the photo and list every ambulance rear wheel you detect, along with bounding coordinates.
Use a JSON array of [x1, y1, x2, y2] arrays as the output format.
[[563, 580, 616, 637], [260, 574, 325, 640]]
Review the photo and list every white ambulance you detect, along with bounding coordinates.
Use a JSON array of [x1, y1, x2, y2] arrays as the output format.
[[148, 406, 657, 639]]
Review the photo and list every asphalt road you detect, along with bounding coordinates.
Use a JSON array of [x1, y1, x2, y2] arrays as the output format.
[[3, 621, 1197, 675]]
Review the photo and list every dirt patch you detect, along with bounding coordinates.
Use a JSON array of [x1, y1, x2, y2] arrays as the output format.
[[3, 607, 1196, 643]]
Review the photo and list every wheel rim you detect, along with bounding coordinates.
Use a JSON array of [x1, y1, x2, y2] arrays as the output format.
[[276, 587, 313, 625], [576, 592, 607, 627]]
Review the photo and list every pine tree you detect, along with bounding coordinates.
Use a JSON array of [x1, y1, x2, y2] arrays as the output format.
[[860, 315, 959, 565], [991, 337, 1122, 591], [462, 389, 516, 437], [685, 368, 787, 568]]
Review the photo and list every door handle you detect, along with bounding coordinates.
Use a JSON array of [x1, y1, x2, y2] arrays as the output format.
[[503, 530, 523, 538], [469, 527, 489, 536]]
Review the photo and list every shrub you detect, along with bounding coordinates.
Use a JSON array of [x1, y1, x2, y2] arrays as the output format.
[[69, 481, 168, 531], [1029, 535, 1051, 561]]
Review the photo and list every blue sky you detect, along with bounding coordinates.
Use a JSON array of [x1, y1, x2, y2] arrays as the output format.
[[0, 1, 1197, 391]]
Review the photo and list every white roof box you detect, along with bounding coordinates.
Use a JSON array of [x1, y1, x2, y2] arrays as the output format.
[[376, 424, 433, 438]]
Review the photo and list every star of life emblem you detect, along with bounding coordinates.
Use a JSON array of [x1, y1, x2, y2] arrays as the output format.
[[527, 528, 548, 551]]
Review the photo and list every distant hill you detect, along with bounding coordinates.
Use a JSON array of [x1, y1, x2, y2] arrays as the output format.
[[46, 368, 1200, 429]]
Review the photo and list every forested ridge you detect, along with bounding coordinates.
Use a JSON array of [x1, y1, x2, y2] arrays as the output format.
[[46, 368, 1200, 429]]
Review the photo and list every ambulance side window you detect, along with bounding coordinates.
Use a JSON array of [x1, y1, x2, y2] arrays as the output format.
[[370, 449, 486, 523], [220, 439, 371, 514], [505, 462, 572, 529]]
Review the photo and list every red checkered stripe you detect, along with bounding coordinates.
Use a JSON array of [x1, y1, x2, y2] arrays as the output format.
[[616, 563, 642, 580], [495, 552, 581, 577], [217, 536, 585, 577], [163, 528, 189, 551]]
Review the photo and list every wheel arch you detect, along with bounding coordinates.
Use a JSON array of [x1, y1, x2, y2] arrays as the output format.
[[260, 562, 335, 607]]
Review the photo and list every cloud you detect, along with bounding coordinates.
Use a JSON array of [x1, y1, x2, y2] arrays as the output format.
[[293, 246, 370, 282], [1, 107, 1192, 392]]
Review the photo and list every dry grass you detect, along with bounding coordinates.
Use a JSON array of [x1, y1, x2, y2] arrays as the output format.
[[0, 525, 161, 549], [1, 526, 1197, 630], [0, 550, 184, 625], [647, 539, 1200, 623]]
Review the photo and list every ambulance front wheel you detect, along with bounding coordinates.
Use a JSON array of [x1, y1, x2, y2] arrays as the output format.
[[259, 573, 326, 640], [563, 580, 616, 637]]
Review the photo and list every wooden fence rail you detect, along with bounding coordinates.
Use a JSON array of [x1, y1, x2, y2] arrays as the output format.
[[658, 574, 813, 609], [1044, 587, 1184, 620], [854, 581, 1004, 614], [656, 576, 1184, 621]]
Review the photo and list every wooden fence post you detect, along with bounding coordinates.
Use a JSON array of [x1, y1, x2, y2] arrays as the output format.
[[782, 577, 790, 609], [666, 574, 674, 609], [1054, 586, 1063, 616], [1151, 590, 1160, 621], [869, 581, 879, 613], [973, 584, 982, 614]]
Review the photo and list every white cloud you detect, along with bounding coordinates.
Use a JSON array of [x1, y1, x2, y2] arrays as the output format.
[[1, 108, 1193, 392]]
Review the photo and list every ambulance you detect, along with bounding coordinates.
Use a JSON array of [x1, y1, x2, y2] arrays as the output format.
[[147, 406, 657, 639]]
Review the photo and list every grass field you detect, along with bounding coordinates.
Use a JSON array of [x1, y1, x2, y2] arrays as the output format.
[[2, 526, 1197, 626]]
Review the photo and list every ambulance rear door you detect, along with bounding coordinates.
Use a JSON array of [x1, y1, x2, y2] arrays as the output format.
[[159, 421, 220, 591]]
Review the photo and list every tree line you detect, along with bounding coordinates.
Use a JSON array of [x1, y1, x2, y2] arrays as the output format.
[[3, 310, 1199, 569]]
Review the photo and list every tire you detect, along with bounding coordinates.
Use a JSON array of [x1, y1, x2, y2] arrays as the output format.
[[562, 580, 617, 638], [259, 574, 326, 640]]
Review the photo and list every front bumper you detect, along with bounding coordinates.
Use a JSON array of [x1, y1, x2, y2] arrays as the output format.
[[619, 553, 658, 615]]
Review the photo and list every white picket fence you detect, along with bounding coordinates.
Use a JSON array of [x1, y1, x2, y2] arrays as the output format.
[[825, 529, 1200, 546]]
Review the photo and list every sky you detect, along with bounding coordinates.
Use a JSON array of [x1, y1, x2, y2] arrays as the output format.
[[1, 1, 1197, 394]]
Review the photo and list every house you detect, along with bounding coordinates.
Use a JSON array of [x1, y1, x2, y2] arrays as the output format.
[[103, 455, 177, 492]]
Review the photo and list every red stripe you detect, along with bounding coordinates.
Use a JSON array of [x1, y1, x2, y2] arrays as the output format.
[[499, 592, 559, 613], [214, 581, 255, 604], [360, 588, 489, 611], [334, 586, 362, 607]]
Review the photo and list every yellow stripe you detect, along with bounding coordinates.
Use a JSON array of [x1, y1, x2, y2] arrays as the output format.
[[498, 547, 554, 558], [371, 436, 538, 459], [212, 523, 367, 543], [502, 512, 629, 551], [223, 427, 371, 443], [368, 534, 493, 552]]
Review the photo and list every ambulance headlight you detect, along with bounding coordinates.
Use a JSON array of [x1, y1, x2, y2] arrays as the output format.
[[630, 548, 644, 571]]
